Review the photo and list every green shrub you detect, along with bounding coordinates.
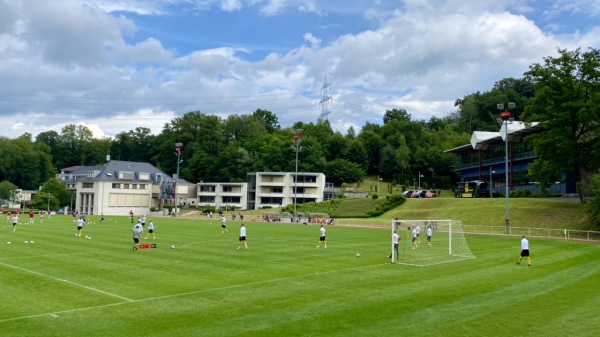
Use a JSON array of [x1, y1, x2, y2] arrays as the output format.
[[366, 194, 406, 217]]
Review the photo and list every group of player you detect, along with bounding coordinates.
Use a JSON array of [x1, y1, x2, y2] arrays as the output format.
[[132, 216, 156, 250], [5, 210, 54, 232], [219, 215, 248, 249], [389, 224, 434, 259], [388, 222, 532, 266]]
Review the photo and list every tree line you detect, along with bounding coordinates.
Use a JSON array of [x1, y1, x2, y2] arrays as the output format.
[[1, 48, 600, 227]]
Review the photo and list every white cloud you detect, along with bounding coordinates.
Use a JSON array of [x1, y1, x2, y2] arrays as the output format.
[[1, 0, 599, 140]]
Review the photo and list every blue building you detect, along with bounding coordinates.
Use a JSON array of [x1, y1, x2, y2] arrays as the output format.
[[445, 121, 575, 195]]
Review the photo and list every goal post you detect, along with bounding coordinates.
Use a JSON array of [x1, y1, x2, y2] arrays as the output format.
[[390, 219, 475, 266]]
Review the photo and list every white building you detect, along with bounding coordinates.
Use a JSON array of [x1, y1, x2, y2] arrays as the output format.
[[197, 182, 248, 210], [247, 172, 326, 210], [197, 172, 326, 210], [58, 160, 176, 216]]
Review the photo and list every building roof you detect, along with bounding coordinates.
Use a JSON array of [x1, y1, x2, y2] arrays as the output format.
[[77, 160, 174, 183], [446, 121, 542, 153]]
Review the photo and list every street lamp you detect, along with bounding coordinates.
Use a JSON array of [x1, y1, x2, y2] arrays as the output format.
[[292, 129, 303, 221], [174, 143, 183, 216], [489, 168, 496, 199], [497, 102, 515, 233], [418, 171, 424, 191]]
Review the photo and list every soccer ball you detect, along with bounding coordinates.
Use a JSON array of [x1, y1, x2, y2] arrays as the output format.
[[30, 241, 35, 244], [87, 237, 91, 240], [24, 241, 29, 244], [6, 242, 11, 245], [356, 253, 361, 257], [171, 245, 175, 249]]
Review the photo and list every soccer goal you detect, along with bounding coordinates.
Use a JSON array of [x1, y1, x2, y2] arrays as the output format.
[[390, 219, 476, 266]]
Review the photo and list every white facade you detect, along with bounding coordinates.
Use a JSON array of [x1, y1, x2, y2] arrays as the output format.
[[58, 161, 175, 216], [196, 172, 326, 210], [247, 172, 326, 210], [197, 182, 248, 210]]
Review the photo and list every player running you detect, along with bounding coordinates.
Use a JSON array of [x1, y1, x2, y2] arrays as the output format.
[[221, 215, 228, 233], [76, 216, 84, 236], [516, 235, 531, 266]]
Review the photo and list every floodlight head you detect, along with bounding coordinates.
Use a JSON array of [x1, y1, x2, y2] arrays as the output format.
[[508, 102, 516, 109], [497, 103, 504, 110]]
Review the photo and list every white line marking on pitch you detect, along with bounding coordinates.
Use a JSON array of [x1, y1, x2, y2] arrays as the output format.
[[0, 262, 390, 323], [0, 252, 91, 261], [0, 262, 134, 302]]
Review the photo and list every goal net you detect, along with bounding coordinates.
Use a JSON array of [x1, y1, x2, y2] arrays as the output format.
[[390, 219, 475, 266]]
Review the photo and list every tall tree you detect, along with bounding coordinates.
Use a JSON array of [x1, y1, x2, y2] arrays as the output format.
[[383, 108, 411, 124], [522, 48, 600, 202]]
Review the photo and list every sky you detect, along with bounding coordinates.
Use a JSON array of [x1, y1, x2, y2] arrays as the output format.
[[1, 0, 600, 139]]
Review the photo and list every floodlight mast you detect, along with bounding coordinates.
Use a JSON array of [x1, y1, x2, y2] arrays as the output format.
[[292, 129, 303, 221], [175, 143, 183, 216], [497, 103, 515, 234]]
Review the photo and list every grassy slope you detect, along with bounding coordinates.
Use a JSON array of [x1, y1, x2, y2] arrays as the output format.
[[381, 197, 589, 229], [0, 215, 598, 337]]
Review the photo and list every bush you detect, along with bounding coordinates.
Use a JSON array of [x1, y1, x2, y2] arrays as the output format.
[[200, 206, 216, 214], [372, 193, 379, 200], [509, 189, 532, 198], [366, 194, 406, 217]]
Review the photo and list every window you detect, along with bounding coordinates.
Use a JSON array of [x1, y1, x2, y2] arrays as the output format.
[[123, 184, 130, 189], [139, 184, 146, 190], [139, 172, 150, 180], [82, 183, 93, 188], [222, 196, 241, 203], [118, 171, 134, 180], [271, 187, 283, 193], [223, 186, 233, 192], [112, 183, 120, 189]]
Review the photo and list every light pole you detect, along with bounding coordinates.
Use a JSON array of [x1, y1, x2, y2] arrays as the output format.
[[497, 102, 515, 233], [489, 168, 496, 199], [174, 143, 183, 216], [292, 129, 303, 221], [418, 171, 424, 190], [377, 175, 383, 195]]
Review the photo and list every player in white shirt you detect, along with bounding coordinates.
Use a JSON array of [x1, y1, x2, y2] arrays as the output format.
[[76, 217, 85, 236], [12, 214, 19, 231], [415, 224, 421, 244], [388, 231, 400, 259], [132, 222, 143, 251], [317, 225, 327, 248], [411, 227, 418, 249], [237, 224, 247, 249], [221, 216, 228, 233], [426, 226, 432, 246], [144, 220, 156, 239], [516, 235, 531, 266]]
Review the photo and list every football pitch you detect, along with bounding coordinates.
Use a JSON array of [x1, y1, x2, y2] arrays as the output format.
[[1, 215, 598, 337]]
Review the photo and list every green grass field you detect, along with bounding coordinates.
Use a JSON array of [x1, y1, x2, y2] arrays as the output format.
[[1, 215, 598, 337]]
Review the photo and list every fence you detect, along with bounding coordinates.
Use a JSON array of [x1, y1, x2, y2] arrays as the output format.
[[319, 219, 600, 243], [172, 213, 600, 243]]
